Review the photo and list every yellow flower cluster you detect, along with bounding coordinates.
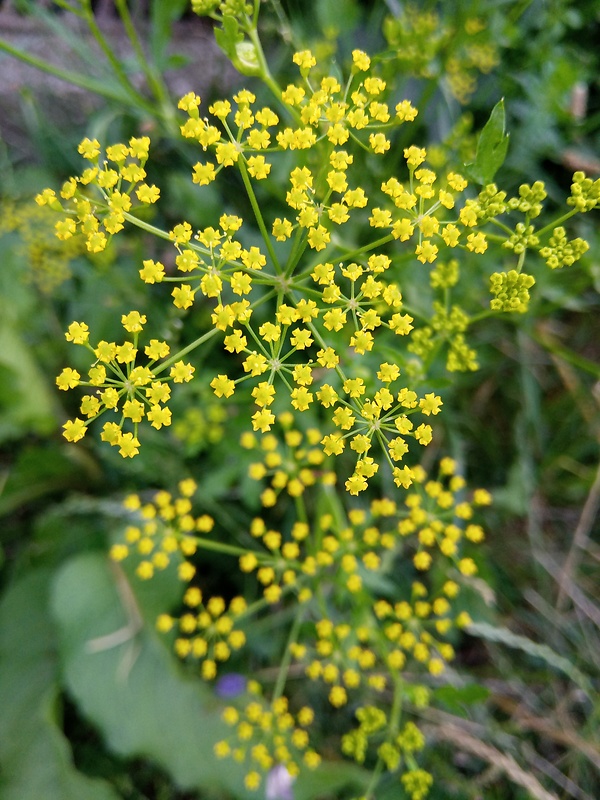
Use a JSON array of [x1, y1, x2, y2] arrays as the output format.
[[402, 768, 434, 800], [241, 412, 335, 507], [383, 3, 500, 103], [37, 11, 597, 795], [397, 457, 491, 572], [45, 44, 592, 479], [112, 457, 490, 706], [57, 314, 194, 455], [299, 619, 385, 708], [157, 590, 247, 680], [109, 479, 206, 580], [342, 707, 425, 775], [110, 479, 251, 679], [0, 199, 84, 292], [539, 226, 590, 270], [567, 171, 600, 212], [36, 136, 159, 253], [215, 689, 320, 789], [383, 5, 499, 103], [230, 456, 489, 706], [489, 270, 536, 313], [238, 496, 397, 608], [175, 55, 490, 265], [237, 514, 310, 606]]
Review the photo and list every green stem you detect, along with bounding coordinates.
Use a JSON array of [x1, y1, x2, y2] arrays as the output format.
[[121, 212, 173, 242], [272, 605, 305, 702], [121, 212, 212, 257], [361, 674, 406, 798], [52, 0, 85, 13], [294, 493, 308, 525], [185, 534, 249, 558], [284, 227, 309, 278], [247, 26, 281, 103], [237, 158, 282, 274], [236, 595, 270, 623], [536, 208, 578, 238], [363, 757, 386, 799], [338, 233, 395, 262], [388, 674, 404, 736], [468, 309, 497, 325], [489, 218, 513, 236], [154, 327, 222, 374]]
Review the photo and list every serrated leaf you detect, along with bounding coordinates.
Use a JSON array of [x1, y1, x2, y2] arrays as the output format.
[[464, 99, 510, 185], [0, 570, 120, 800], [214, 14, 243, 61]]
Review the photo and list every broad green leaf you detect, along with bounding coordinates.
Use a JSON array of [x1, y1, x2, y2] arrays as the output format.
[[0, 322, 57, 441], [464, 99, 510, 185], [0, 569, 119, 800], [214, 14, 243, 62], [51, 553, 253, 797]]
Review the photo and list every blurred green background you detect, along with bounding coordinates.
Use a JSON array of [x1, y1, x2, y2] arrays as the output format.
[[0, 1, 599, 798]]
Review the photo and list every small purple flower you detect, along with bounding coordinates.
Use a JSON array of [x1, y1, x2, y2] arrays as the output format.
[[266, 764, 294, 800], [215, 673, 246, 698]]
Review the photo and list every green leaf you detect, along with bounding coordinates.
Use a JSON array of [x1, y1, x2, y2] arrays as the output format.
[[214, 14, 243, 61], [150, 0, 188, 64], [0, 569, 120, 800], [0, 321, 57, 442], [464, 99, 510, 185], [0, 443, 92, 517], [50, 553, 256, 798], [467, 621, 593, 695]]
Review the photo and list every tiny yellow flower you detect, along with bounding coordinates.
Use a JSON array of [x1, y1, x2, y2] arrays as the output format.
[[63, 418, 87, 442], [78, 137, 101, 160], [65, 321, 90, 345], [210, 374, 235, 398], [352, 49, 371, 71], [121, 311, 146, 333], [170, 361, 195, 383], [292, 49, 316, 71], [56, 367, 81, 390]]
